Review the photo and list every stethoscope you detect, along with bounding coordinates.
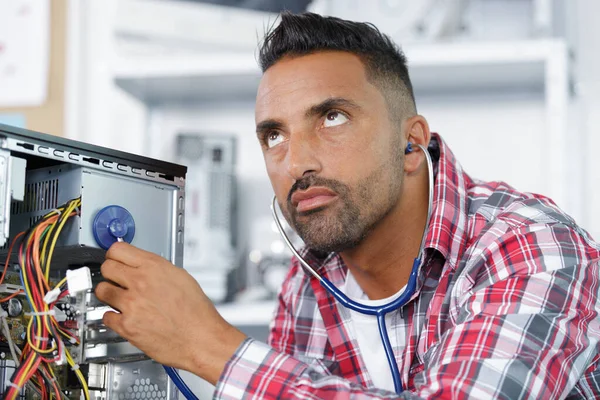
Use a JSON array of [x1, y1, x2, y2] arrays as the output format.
[[271, 142, 434, 394]]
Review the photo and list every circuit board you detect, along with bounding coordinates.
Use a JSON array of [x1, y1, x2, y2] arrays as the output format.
[[0, 272, 86, 399]]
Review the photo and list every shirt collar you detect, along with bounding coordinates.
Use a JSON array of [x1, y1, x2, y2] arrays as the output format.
[[423, 133, 471, 269]]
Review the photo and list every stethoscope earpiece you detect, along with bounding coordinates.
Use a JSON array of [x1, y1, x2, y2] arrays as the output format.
[[405, 142, 414, 154]]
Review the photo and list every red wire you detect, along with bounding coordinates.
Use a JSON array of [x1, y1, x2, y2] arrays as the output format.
[[49, 371, 61, 400], [0, 231, 24, 287], [6, 352, 41, 399], [36, 372, 47, 400], [25, 239, 43, 307], [11, 207, 82, 398]]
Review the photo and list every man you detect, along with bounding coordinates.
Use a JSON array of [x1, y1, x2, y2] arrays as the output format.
[[96, 12, 600, 399]]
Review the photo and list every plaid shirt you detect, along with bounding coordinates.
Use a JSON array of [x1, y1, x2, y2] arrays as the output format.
[[215, 134, 600, 399]]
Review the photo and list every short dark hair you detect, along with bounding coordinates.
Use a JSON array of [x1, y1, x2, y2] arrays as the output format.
[[258, 11, 417, 118]]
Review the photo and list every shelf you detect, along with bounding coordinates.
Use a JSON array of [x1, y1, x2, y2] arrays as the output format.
[[115, 0, 277, 52], [114, 52, 261, 104], [113, 39, 567, 105]]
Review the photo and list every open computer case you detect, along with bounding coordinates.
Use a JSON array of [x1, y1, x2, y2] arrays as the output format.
[[0, 123, 187, 399]]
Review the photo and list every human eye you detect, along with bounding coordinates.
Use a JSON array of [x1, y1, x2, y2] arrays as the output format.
[[265, 131, 285, 149], [322, 110, 349, 128]]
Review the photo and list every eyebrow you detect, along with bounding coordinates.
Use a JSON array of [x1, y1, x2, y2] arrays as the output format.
[[256, 119, 284, 136], [305, 97, 361, 119], [256, 97, 361, 135]]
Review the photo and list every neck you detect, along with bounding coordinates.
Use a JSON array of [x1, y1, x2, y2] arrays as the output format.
[[340, 166, 430, 300]]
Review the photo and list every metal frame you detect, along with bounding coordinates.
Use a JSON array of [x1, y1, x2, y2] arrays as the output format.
[[0, 123, 187, 400], [0, 123, 185, 179], [0, 123, 187, 269]]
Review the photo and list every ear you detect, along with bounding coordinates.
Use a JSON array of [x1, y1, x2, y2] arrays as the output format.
[[403, 115, 431, 174]]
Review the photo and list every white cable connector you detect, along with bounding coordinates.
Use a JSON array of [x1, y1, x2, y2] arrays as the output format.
[[43, 288, 61, 304], [55, 346, 66, 366], [54, 307, 68, 322], [66, 267, 92, 295]]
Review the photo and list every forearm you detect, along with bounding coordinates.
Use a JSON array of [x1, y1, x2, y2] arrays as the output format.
[[185, 324, 247, 386], [215, 338, 420, 400]]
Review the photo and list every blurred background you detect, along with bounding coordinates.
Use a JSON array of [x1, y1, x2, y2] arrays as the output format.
[[1, 0, 599, 395]]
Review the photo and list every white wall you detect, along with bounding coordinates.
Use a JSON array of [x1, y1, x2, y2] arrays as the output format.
[[419, 93, 547, 195], [573, 0, 600, 241], [66, 0, 148, 156]]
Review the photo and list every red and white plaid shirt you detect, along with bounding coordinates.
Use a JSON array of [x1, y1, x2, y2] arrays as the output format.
[[215, 134, 600, 399]]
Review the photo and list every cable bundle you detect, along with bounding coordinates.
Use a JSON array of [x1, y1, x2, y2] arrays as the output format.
[[1, 197, 90, 400]]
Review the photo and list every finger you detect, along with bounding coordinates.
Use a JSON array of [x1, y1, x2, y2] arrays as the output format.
[[102, 310, 124, 335], [95, 281, 129, 312], [106, 242, 156, 268], [101, 259, 137, 289]]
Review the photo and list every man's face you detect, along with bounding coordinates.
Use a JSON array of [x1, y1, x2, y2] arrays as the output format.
[[256, 51, 405, 253]]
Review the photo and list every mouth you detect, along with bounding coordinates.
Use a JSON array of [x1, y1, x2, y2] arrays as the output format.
[[291, 187, 338, 213]]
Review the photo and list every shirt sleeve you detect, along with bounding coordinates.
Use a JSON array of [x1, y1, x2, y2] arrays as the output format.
[[214, 338, 421, 399], [411, 220, 600, 399], [267, 259, 300, 356]]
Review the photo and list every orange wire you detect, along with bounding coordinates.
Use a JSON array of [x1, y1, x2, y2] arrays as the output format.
[[0, 289, 24, 302], [34, 372, 46, 400], [0, 231, 25, 287], [32, 211, 76, 292], [48, 367, 61, 400], [32, 216, 60, 292], [4, 206, 80, 398]]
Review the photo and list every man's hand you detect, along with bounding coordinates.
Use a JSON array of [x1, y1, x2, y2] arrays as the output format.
[[95, 242, 246, 384]]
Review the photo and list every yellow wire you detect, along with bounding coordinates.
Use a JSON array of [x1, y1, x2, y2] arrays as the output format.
[[40, 207, 64, 279], [41, 204, 69, 279], [66, 348, 90, 400], [39, 200, 80, 352], [42, 203, 79, 350], [26, 317, 55, 354], [46, 363, 58, 382], [42, 364, 61, 399], [19, 198, 85, 396], [52, 276, 68, 291], [21, 233, 51, 354], [35, 206, 63, 273], [41, 209, 62, 279], [23, 215, 67, 354], [14, 353, 37, 392], [45, 199, 79, 280], [50, 316, 80, 345]]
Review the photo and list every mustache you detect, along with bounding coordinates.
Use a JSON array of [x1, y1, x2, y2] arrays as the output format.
[[287, 175, 348, 205]]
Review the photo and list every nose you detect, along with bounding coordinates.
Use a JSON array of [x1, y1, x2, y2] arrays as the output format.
[[286, 131, 322, 180]]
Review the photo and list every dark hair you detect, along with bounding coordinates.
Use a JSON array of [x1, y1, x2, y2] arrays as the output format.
[[258, 11, 416, 116]]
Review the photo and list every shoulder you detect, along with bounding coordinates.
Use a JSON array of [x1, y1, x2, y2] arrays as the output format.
[[459, 180, 600, 286], [466, 179, 596, 244]]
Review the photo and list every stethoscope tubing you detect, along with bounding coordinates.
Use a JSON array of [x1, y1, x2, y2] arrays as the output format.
[[270, 143, 434, 393]]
